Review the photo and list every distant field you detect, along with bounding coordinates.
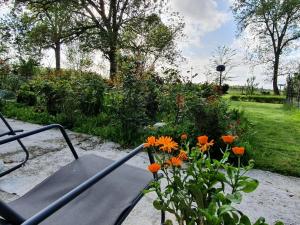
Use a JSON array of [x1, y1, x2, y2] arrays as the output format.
[[230, 101, 300, 177]]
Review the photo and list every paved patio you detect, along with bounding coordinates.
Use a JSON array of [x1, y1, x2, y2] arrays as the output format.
[[1, 119, 300, 225]]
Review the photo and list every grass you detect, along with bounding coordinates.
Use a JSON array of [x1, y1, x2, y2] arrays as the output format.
[[230, 101, 300, 176]]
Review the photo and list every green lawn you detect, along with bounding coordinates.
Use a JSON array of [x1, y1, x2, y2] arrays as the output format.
[[231, 101, 300, 176]]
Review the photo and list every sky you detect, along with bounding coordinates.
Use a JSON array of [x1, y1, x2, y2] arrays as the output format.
[[0, 0, 293, 88], [169, 0, 288, 89]]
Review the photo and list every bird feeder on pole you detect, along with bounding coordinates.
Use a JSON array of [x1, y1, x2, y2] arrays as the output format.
[[216, 65, 226, 87]]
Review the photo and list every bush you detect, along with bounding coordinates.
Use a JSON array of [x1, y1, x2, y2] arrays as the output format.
[[222, 83, 230, 94], [230, 95, 285, 104], [16, 84, 37, 106], [16, 71, 106, 126]]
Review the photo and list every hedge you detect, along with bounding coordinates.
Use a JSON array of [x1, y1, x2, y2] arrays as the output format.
[[230, 95, 285, 104]]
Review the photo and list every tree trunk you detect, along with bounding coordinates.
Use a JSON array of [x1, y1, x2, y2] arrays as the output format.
[[54, 42, 61, 71], [109, 48, 117, 80], [273, 54, 280, 95]]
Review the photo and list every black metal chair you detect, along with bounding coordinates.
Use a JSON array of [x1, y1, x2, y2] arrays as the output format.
[[0, 113, 29, 177], [0, 123, 165, 225]]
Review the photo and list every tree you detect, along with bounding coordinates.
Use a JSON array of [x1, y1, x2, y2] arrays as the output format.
[[205, 45, 238, 85], [0, 9, 42, 62], [121, 13, 183, 77], [13, 1, 86, 70], [15, 0, 175, 79], [232, 0, 300, 95], [68, 0, 167, 79], [66, 40, 93, 72]]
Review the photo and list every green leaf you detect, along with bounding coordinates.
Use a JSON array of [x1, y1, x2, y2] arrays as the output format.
[[240, 215, 251, 225], [218, 205, 235, 216], [274, 221, 284, 225], [226, 192, 242, 204], [238, 179, 259, 193], [164, 219, 173, 225], [253, 217, 268, 225], [153, 200, 163, 210]]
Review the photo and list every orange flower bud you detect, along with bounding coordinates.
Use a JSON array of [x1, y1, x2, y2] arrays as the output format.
[[221, 135, 235, 144], [232, 147, 245, 156], [148, 163, 161, 173], [181, 133, 188, 140]]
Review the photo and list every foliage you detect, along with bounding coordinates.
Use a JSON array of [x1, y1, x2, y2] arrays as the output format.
[[230, 95, 285, 104], [145, 135, 283, 225], [108, 61, 161, 145], [16, 84, 37, 106], [13, 1, 82, 70], [231, 0, 300, 95], [221, 84, 229, 94], [245, 76, 259, 96], [121, 13, 183, 70], [16, 71, 106, 126]]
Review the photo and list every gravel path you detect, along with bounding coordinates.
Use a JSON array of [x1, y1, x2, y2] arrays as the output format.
[[0, 119, 300, 225]]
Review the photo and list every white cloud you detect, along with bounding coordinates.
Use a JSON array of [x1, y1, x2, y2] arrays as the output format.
[[170, 0, 230, 48]]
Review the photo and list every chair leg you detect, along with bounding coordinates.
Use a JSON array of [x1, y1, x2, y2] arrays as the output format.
[[0, 113, 29, 177], [161, 210, 165, 225]]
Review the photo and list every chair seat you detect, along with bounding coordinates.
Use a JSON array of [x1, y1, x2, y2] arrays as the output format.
[[7, 154, 153, 225]]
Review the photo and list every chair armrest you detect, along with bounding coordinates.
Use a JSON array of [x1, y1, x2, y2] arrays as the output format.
[[0, 124, 78, 160]]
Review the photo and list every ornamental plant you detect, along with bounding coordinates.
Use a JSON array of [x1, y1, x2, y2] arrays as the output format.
[[144, 135, 284, 225]]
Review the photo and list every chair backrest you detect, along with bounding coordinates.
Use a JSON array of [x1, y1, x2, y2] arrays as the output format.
[[0, 200, 25, 225]]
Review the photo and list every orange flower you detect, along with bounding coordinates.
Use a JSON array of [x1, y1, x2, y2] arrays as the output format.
[[199, 140, 214, 152], [197, 135, 214, 152], [197, 135, 208, 145], [144, 136, 156, 148], [170, 157, 182, 167], [221, 135, 235, 144], [178, 150, 188, 160], [181, 133, 188, 140], [164, 159, 171, 167], [148, 163, 161, 173], [232, 147, 245, 156], [155, 136, 172, 146], [156, 136, 178, 153]]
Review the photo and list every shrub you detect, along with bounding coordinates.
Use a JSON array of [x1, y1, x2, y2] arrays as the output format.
[[16, 71, 106, 126], [230, 95, 285, 104], [16, 84, 37, 106], [222, 83, 230, 94], [76, 73, 105, 116]]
